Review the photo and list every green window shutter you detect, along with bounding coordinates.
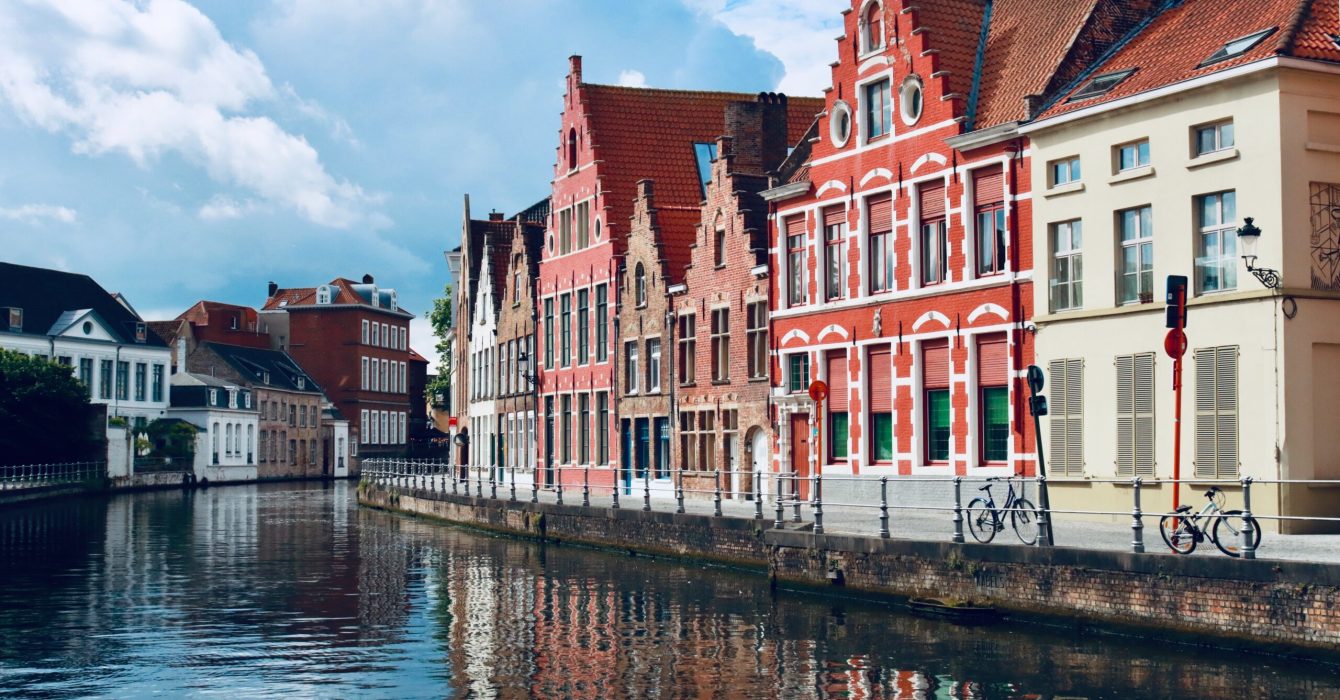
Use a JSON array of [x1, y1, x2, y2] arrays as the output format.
[[982, 387, 1009, 462], [927, 389, 951, 462], [829, 412, 849, 460]]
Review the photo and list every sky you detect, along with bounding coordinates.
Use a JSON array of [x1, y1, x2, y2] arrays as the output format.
[[0, 0, 841, 363]]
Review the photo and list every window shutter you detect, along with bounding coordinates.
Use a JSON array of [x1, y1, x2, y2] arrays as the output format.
[[973, 167, 1005, 207], [1116, 355, 1134, 476], [977, 334, 1008, 386], [1134, 353, 1155, 476], [869, 345, 893, 412], [867, 193, 893, 234], [826, 350, 849, 412], [923, 340, 949, 390], [919, 182, 945, 219], [1066, 358, 1084, 476], [786, 215, 807, 237], [1048, 359, 1068, 474], [823, 206, 845, 228], [1196, 346, 1239, 478], [1195, 348, 1217, 478]]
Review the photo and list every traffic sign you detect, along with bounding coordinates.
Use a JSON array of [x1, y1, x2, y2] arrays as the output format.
[[1164, 328, 1188, 359], [808, 380, 828, 402]]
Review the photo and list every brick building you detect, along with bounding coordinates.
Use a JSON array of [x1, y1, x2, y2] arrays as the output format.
[[262, 276, 416, 464], [762, 0, 1155, 498], [496, 207, 546, 492], [673, 95, 821, 501], [536, 55, 816, 491]]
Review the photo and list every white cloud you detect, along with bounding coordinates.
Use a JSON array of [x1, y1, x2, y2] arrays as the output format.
[[0, 0, 382, 229], [617, 69, 648, 88], [0, 204, 78, 224], [682, 0, 840, 96], [198, 195, 264, 221]]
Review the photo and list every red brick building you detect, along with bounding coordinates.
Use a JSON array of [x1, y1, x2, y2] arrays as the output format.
[[536, 56, 817, 491], [262, 276, 416, 462], [763, 0, 1154, 491]]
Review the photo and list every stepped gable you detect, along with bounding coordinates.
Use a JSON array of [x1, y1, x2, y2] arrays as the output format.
[[463, 217, 515, 323], [907, 0, 988, 104], [1039, 0, 1340, 120], [653, 204, 702, 286]]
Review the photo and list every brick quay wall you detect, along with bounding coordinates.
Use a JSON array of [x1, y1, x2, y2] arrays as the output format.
[[359, 482, 1340, 654]]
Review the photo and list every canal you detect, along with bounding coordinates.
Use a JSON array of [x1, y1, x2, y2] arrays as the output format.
[[0, 483, 1335, 699]]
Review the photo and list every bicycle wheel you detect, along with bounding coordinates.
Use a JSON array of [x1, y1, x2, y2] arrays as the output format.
[[1010, 497, 1040, 545], [965, 498, 997, 543], [1211, 510, 1263, 558], [1159, 514, 1198, 554]]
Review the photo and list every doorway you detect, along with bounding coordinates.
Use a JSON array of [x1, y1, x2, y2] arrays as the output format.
[[788, 414, 811, 500], [749, 427, 768, 501]]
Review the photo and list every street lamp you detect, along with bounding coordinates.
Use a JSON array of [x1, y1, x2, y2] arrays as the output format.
[[516, 350, 539, 386], [1237, 217, 1281, 289]]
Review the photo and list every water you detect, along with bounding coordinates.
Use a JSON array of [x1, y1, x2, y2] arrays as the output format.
[[0, 483, 1335, 699]]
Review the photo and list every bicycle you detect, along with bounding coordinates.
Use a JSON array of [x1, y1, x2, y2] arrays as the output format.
[[965, 474, 1040, 545], [1158, 486, 1262, 557]]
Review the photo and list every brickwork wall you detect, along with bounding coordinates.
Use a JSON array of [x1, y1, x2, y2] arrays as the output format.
[[497, 222, 540, 469]]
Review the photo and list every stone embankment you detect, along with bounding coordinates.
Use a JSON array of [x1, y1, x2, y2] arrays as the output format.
[[360, 481, 1340, 655]]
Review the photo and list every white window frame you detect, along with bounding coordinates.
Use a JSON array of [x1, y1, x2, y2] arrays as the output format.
[[1051, 220, 1083, 312], [1196, 191, 1238, 294]]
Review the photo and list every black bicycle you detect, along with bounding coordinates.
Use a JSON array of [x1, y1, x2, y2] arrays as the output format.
[[965, 475, 1039, 545], [1159, 487, 1262, 557]]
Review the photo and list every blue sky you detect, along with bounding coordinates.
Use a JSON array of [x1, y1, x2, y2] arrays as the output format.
[[0, 0, 839, 360]]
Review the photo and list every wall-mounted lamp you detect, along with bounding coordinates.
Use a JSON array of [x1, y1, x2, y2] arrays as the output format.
[[516, 351, 540, 386], [1237, 217, 1281, 290]]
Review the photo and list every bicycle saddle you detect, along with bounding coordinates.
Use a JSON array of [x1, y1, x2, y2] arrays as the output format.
[[978, 484, 992, 491], [1174, 504, 1192, 513]]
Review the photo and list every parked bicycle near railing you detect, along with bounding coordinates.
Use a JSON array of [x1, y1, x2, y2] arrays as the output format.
[[965, 474, 1039, 545], [1159, 486, 1261, 557]]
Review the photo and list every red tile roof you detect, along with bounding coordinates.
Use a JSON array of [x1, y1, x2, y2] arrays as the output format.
[[655, 205, 702, 285], [1038, 0, 1340, 120], [911, 0, 988, 101]]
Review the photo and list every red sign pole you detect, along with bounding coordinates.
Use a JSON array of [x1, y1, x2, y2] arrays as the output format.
[[808, 381, 828, 497], [1164, 276, 1189, 513]]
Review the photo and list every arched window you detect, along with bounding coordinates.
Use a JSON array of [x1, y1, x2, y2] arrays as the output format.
[[247, 425, 254, 463], [567, 128, 578, 170], [635, 263, 647, 307], [212, 423, 220, 464], [225, 424, 232, 457], [862, 2, 884, 53]]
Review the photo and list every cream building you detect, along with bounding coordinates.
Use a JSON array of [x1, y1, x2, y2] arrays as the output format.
[[1022, 0, 1340, 533]]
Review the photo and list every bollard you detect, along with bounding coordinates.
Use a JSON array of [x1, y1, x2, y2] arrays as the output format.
[[643, 466, 651, 512], [1241, 476, 1257, 560], [531, 467, 539, 504], [792, 472, 802, 523], [452, 464, 459, 494], [754, 471, 763, 520], [676, 466, 685, 514], [476, 465, 483, 498], [1130, 477, 1145, 554], [879, 476, 890, 538], [774, 472, 784, 528], [556, 469, 564, 506], [490, 466, 497, 500], [1033, 475, 1051, 547], [612, 469, 620, 510], [812, 473, 824, 535], [713, 469, 723, 517], [509, 465, 517, 503], [583, 466, 590, 507], [952, 476, 965, 544]]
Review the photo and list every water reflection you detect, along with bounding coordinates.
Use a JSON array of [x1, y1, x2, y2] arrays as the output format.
[[0, 483, 1335, 699]]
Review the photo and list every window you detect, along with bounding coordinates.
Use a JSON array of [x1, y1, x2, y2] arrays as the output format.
[[576, 201, 590, 249], [625, 341, 639, 394], [544, 298, 554, 368], [1194, 346, 1239, 479], [133, 363, 146, 402], [1116, 353, 1155, 477], [899, 77, 923, 126], [225, 425, 233, 457], [381, 359, 389, 393], [560, 207, 572, 255], [595, 284, 608, 362], [560, 293, 571, 367], [822, 206, 845, 300], [567, 127, 578, 170], [300, 405, 307, 428], [786, 217, 806, 305], [861, 1, 883, 53], [974, 168, 1006, 276], [212, 423, 220, 463], [100, 359, 112, 399], [865, 78, 891, 141], [714, 227, 727, 268], [513, 263, 522, 305], [634, 263, 647, 307], [289, 404, 297, 427], [1199, 28, 1275, 67], [1197, 191, 1238, 293], [371, 322, 379, 347], [787, 354, 809, 394], [1116, 140, 1150, 171], [1069, 68, 1136, 101], [924, 341, 950, 463], [597, 392, 609, 465], [647, 338, 661, 392], [577, 289, 589, 364], [288, 439, 297, 465], [7, 307, 21, 332], [978, 335, 1009, 463], [920, 182, 947, 285], [381, 324, 389, 348], [1194, 120, 1234, 156], [829, 101, 852, 148], [1050, 156, 1081, 187], [151, 365, 164, 402], [1051, 220, 1083, 312], [746, 302, 766, 380], [698, 410, 716, 471], [79, 358, 93, 395], [382, 411, 390, 445], [1118, 206, 1154, 304], [561, 395, 572, 463], [694, 143, 715, 198], [678, 313, 696, 385], [360, 320, 369, 344], [578, 393, 589, 464], [868, 346, 893, 463], [360, 410, 369, 444], [679, 412, 698, 471], [116, 360, 129, 401], [711, 307, 729, 382], [868, 193, 894, 293], [1050, 359, 1082, 474], [361, 357, 369, 390], [826, 351, 848, 462]]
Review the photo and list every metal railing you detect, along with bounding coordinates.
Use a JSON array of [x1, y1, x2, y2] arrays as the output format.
[[0, 461, 105, 490], [360, 460, 1340, 561]]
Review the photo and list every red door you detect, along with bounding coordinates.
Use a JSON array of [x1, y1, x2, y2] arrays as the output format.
[[789, 414, 811, 500]]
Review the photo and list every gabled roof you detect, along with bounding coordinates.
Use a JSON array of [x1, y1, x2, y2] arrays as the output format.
[[463, 218, 516, 324], [203, 342, 322, 394], [0, 261, 167, 347], [1037, 0, 1340, 121], [655, 206, 702, 286], [262, 278, 410, 316], [912, 0, 989, 103]]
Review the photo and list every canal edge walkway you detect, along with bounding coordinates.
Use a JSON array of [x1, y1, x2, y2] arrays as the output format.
[[359, 480, 1340, 657]]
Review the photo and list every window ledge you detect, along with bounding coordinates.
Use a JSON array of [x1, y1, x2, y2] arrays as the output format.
[[1044, 181, 1085, 198], [1186, 148, 1238, 169], [711, 380, 730, 386], [1306, 141, 1340, 154], [1109, 165, 1154, 184]]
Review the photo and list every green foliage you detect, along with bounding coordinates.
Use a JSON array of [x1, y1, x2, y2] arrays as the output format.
[[142, 419, 197, 462], [425, 283, 453, 404], [0, 349, 99, 464]]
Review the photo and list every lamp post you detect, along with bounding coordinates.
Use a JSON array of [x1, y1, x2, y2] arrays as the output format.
[[516, 351, 539, 386], [1237, 217, 1281, 289]]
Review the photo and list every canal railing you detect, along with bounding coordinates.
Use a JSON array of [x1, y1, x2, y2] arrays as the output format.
[[0, 461, 105, 491], [360, 459, 1340, 561]]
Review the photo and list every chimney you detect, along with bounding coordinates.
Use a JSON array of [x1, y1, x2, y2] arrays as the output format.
[[569, 55, 583, 84], [267, 281, 278, 297], [362, 274, 374, 284], [488, 210, 505, 222]]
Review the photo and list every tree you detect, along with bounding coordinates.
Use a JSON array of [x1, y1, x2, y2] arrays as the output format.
[[424, 283, 453, 407], [0, 349, 99, 464]]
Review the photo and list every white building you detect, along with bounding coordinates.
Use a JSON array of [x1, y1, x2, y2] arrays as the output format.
[[0, 262, 171, 429], [166, 372, 259, 482]]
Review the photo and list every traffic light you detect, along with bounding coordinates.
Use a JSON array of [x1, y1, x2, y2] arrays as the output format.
[[1166, 275, 1188, 329]]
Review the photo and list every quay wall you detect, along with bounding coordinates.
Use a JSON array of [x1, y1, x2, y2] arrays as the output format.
[[360, 482, 1340, 655]]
